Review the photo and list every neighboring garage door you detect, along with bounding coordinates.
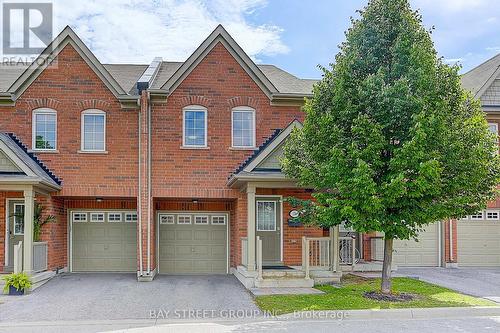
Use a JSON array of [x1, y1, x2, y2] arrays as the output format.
[[393, 223, 440, 267], [158, 212, 228, 274], [458, 210, 500, 267], [71, 211, 137, 272]]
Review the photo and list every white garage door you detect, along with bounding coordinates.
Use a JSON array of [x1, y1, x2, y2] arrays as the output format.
[[158, 212, 228, 274], [458, 210, 500, 267], [393, 223, 440, 267], [71, 211, 137, 272]]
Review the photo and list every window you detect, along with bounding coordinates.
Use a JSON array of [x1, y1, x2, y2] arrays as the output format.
[[486, 211, 500, 220], [125, 213, 138, 223], [90, 212, 105, 222], [257, 201, 277, 231], [470, 211, 484, 220], [183, 106, 207, 147], [82, 109, 106, 151], [178, 215, 192, 224], [32, 108, 57, 150], [195, 215, 209, 225], [108, 213, 122, 222], [159, 214, 175, 224], [13, 203, 25, 235], [72, 212, 87, 222], [211, 216, 226, 225], [488, 123, 498, 137], [232, 107, 255, 148]]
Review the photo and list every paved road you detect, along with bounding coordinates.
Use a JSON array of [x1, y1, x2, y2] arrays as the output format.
[[396, 267, 500, 302], [0, 274, 258, 322], [1, 316, 500, 333]]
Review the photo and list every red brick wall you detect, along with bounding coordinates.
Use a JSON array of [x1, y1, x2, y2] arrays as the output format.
[[0, 45, 139, 198], [37, 196, 66, 270], [257, 188, 325, 266], [150, 42, 304, 199], [444, 219, 458, 264]]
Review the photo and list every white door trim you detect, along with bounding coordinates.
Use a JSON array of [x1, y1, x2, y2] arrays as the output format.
[[255, 195, 283, 263], [4, 198, 25, 267]]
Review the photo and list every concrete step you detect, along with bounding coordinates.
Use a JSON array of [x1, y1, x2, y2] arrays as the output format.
[[255, 277, 314, 288], [262, 269, 306, 278], [31, 270, 55, 291]]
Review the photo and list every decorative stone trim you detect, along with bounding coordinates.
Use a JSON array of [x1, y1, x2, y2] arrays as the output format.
[[227, 96, 258, 109], [77, 99, 111, 112], [179, 95, 212, 108], [27, 98, 62, 110]]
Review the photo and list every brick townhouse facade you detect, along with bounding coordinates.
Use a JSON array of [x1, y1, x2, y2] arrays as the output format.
[[0, 25, 498, 289]]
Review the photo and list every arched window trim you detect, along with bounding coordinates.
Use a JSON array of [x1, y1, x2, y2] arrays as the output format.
[[182, 105, 208, 148], [231, 106, 256, 149], [81, 109, 107, 152], [32, 108, 57, 151]]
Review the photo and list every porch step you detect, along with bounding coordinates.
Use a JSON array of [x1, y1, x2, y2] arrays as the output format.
[[262, 269, 306, 279], [31, 270, 55, 291], [255, 277, 314, 288]]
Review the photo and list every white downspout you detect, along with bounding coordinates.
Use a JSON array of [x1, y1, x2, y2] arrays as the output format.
[[138, 99, 143, 277], [147, 91, 152, 275]]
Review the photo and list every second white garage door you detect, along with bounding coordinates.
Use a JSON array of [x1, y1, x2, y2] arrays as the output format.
[[393, 223, 440, 267], [458, 210, 500, 267], [158, 212, 228, 274]]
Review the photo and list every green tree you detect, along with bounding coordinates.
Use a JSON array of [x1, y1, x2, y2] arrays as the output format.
[[282, 0, 500, 294]]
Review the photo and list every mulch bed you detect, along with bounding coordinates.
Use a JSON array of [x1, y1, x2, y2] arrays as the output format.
[[364, 291, 418, 302]]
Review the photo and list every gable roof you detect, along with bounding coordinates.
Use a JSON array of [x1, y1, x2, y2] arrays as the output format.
[[462, 53, 500, 99], [151, 25, 279, 99], [228, 119, 302, 187], [0, 132, 61, 190], [0, 25, 317, 101], [3, 26, 141, 103]]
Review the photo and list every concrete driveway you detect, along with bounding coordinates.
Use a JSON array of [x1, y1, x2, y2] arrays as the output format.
[[396, 267, 500, 302], [0, 274, 258, 322]]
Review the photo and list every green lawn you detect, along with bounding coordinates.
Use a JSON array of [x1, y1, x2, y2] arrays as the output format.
[[255, 275, 496, 315]]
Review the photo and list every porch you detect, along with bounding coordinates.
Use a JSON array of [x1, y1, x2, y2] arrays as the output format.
[[234, 233, 371, 288], [1, 132, 62, 291]]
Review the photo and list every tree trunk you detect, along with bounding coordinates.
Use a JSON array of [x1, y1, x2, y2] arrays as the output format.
[[381, 237, 394, 294]]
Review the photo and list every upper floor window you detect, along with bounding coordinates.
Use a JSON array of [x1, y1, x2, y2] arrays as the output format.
[[183, 106, 207, 147], [32, 108, 57, 151], [232, 107, 255, 148], [489, 123, 498, 138], [81, 109, 106, 152]]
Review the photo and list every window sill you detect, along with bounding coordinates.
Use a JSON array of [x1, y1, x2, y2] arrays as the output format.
[[29, 149, 59, 154], [77, 150, 108, 155], [229, 147, 256, 151], [180, 146, 210, 150]]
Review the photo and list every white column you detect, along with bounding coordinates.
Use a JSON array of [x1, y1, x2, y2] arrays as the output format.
[[331, 226, 339, 272], [246, 184, 256, 271], [23, 187, 34, 275]]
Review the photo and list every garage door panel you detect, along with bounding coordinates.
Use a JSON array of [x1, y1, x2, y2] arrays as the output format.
[[88, 226, 107, 238], [212, 230, 226, 241], [176, 230, 193, 240], [194, 230, 210, 240], [159, 212, 228, 274], [458, 218, 500, 267], [393, 224, 439, 267], [71, 211, 137, 272], [176, 245, 194, 257]]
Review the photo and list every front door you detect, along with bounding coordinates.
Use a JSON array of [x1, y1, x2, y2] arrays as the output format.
[[256, 198, 281, 265], [7, 200, 24, 269]]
